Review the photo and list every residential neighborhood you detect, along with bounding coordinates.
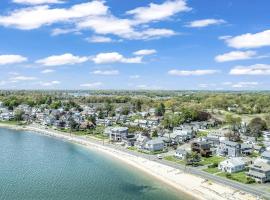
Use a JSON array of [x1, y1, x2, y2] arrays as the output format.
[[1, 91, 270, 190]]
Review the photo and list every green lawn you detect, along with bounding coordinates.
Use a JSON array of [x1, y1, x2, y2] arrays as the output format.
[[127, 146, 137, 151], [0, 120, 23, 125], [203, 167, 220, 174], [196, 131, 208, 137], [164, 156, 186, 165], [199, 156, 225, 166], [218, 171, 255, 184]]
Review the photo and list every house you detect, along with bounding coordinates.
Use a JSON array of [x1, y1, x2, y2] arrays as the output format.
[[247, 162, 270, 183], [262, 131, 270, 142], [105, 127, 128, 142], [217, 141, 241, 157], [218, 157, 246, 173], [171, 127, 195, 141], [174, 149, 187, 160], [144, 138, 164, 152], [149, 108, 156, 116], [203, 135, 220, 147], [191, 141, 212, 157], [255, 151, 270, 164], [134, 134, 150, 149], [241, 143, 253, 155], [122, 134, 137, 147], [134, 119, 148, 128]]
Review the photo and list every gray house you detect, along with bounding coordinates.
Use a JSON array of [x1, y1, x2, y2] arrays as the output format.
[[105, 127, 128, 142], [144, 138, 164, 152], [217, 141, 241, 157], [247, 162, 270, 183]]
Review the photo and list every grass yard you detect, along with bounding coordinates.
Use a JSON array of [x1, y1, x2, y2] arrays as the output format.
[[196, 131, 208, 137], [218, 171, 255, 184], [199, 156, 225, 166], [0, 120, 23, 125], [164, 156, 186, 165], [203, 167, 220, 174]]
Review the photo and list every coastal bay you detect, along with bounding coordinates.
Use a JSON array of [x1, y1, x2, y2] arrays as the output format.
[[0, 127, 190, 200]]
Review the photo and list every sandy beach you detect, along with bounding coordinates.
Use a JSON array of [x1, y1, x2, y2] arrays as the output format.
[[0, 123, 262, 200]]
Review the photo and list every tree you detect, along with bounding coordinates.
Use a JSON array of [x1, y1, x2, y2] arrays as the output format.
[[87, 115, 96, 125], [121, 106, 130, 115], [14, 110, 24, 121], [185, 152, 201, 166], [152, 130, 158, 137], [247, 117, 267, 137], [225, 114, 241, 131], [69, 118, 78, 132], [155, 103, 165, 116]]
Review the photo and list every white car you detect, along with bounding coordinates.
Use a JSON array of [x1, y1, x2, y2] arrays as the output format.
[[157, 154, 162, 159]]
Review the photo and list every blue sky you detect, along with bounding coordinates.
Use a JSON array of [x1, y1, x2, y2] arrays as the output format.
[[0, 0, 269, 90]]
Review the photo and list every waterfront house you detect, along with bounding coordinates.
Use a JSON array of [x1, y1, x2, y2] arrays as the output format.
[[105, 127, 128, 142], [191, 141, 212, 157], [218, 157, 246, 173], [122, 134, 137, 147], [247, 162, 270, 183], [134, 134, 150, 149], [144, 138, 164, 152], [217, 140, 241, 157], [174, 149, 187, 160]]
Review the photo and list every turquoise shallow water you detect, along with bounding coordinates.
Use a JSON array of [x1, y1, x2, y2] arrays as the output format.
[[0, 128, 193, 200]]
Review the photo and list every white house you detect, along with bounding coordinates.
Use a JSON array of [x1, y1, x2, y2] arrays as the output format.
[[218, 157, 246, 173], [174, 149, 187, 160]]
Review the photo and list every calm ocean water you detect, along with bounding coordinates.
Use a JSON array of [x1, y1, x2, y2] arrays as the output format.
[[0, 128, 193, 200]]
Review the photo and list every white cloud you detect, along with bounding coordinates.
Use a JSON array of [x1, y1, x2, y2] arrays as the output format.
[[80, 82, 103, 88], [41, 69, 55, 73], [36, 53, 88, 66], [13, 0, 64, 5], [51, 28, 80, 36], [78, 17, 175, 40], [126, 0, 191, 24], [230, 64, 270, 75], [86, 35, 113, 43], [137, 28, 176, 39], [133, 49, 157, 56], [91, 70, 119, 75], [231, 82, 258, 88], [187, 19, 225, 28], [0, 1, 108, 30], [77, 16, 134, 37], [92, 52, 142, 64], [0, 54, 27, 65], [215, 51, 257, 62], [225, 30, 270, 49], [0, 1, 180, 41], [40, 80, 60, 86], [168, 69, 219, 76], [10, 76, 37, 81], [130, 75, 140, 79]]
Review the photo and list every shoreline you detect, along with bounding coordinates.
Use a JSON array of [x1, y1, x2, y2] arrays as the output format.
[[0, 123, 262, 200]]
